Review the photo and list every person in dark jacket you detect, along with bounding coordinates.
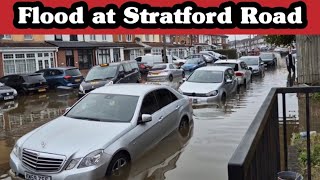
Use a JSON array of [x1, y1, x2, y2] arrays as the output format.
[[285, 48, 296, 74]]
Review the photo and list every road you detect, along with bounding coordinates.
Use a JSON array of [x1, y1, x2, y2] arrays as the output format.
[[0, 57, 293, 180]]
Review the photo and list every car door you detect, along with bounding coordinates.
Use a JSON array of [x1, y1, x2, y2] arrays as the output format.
[[223, 70, 232, 94], [227, 68, 237, 92], [168, 64, 178, 78], [240, 62, 251, 81], [117, 65, 127, 83], [154, 89, 180, 138], [128, 91, 164, 156]]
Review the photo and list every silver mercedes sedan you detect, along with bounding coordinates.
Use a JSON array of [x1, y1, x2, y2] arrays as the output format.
[[9, 84, 193, 180], [178, 66, 238, 104]]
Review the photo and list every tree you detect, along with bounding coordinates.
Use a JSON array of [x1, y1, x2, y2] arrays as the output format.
[[264, 35, 296, 47]]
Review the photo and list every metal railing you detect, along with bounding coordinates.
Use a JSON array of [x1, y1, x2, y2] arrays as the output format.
[[228, 86, 320, 180]]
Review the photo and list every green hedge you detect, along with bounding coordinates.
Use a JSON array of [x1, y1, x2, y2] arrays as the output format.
[[214, 49, 238, 59]]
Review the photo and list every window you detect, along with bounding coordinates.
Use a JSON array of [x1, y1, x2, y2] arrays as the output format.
[[70, 35, 78, 41], [102, 35, 107, 41], [55, 35, 62, 41], [240, 62, 247, 69], [123, 63, 133, 73], [126, 35, 132, 42], [140, 92, 159, 115], [169, 64, 175, 69], [89, 35, 96, 41], [98, 49, 110, 64], [2, 35, 12, 40], [119, 65, 124, 72], [145, 35, 150, 42], [24, 35, 33, 40], [154, 89, 176, 109], [118, 35, 122, 42]]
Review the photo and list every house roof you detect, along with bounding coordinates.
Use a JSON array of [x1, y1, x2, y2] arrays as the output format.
[[0, 42, 57, 48], [144, 42, 191, 48], [46, 41, 96, 48], [88, 42, 124, 47]]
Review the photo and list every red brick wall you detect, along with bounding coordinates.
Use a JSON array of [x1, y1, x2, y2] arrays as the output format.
[[57, 50, 66, 67], [0, 53, 3, 77], [73, 50, 79, 68]]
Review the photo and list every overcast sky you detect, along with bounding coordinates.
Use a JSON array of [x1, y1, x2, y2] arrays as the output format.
[[227, 35, 251, 41]]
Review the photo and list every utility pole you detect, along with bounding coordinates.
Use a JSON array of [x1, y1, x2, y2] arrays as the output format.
[[162, 35, 167, 63], [234, 35, 237, 49]]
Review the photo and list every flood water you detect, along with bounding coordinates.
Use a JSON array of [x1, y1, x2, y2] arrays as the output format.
[[0, 58, 292, 180]]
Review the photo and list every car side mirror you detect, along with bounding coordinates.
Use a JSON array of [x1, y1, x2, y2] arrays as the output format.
[[226, 79, 232, 83], [139, 114, 152, 124]]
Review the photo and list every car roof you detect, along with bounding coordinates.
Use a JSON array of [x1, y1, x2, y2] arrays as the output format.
[[45, 67, 78, 70], [91, 84, 169, 97], [240, 56, 259, 58], [196, 66, 230, 71], [215, 59, 240, 63], [18, 73, 43, 76]]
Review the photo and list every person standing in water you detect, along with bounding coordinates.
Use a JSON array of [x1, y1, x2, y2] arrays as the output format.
[[286, 47, 296, 75]]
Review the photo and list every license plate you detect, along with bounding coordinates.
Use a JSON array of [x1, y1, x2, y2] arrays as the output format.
[[151, 73, 159, 75], [38, 88, 46, 92], [192, 99, 198, 104], [25, 172, 51, 180], [75, 79, 81, 82], [4, 96, 14, 100]]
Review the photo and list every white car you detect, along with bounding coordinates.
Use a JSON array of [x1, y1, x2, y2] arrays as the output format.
[[172, 56, 187, 66], [9, 84, 193, 180], [214, 59, 252, 85]]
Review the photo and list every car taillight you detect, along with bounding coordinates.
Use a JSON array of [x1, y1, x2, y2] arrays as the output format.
[[64, 75, 72, 80], [140, 64, 146, 69], [235, 72, 244, 77]]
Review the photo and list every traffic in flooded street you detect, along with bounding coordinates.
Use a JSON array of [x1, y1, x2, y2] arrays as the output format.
[[0, 56, 291, 180]]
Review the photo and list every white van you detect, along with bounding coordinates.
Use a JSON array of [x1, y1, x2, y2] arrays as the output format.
[[135, 54, 173, 67]]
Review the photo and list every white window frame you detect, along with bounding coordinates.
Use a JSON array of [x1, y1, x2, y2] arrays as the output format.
[[24, 35, 33, 40], [2, 35, 12, 40], [89, 35, 96, 41], [118, 35, 122, 42], [145, 35, 150, 42], [102, 35, 107, 41], [126, 35, 132, 42]]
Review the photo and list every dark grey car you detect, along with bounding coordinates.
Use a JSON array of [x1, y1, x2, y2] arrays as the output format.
[[78, 61, 141, 97], [0, 82, 18, 101]]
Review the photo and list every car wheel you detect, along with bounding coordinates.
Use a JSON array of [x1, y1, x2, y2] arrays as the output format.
[[178, 116, 190, 138], [106, 152, 131, 177], [169, 75, 173, 82], [182, 71, 185, 78]]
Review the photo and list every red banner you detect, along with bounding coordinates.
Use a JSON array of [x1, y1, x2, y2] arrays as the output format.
[[0, 0, 318, 34]]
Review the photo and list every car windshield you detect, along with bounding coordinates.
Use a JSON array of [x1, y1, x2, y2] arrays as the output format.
[[260, 53, 273, 59], [187, 70, 223, 83], [240, 58, 259, 65], [85, 65, 117, 81], [23, 74, 45, 83], [65, 93, 139, 123], [151, 64, 167, 70], [185, 58, 200, 64], [65, 68, 81, 76]]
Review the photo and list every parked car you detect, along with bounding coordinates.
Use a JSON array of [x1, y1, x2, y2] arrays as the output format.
[[135, 54, 173, 67], [186, 54, 214, 63], [214, 59, 252, 85], [172, 55, 187, 67], [9, 84, 193, 180], [200, 51, 227, 60], [178, 66, 238, 104], [0, 73, 48, 95], [79, 61, 140, 97], [181, 58, 206, 75], [239, 56, 265, 76], [36, 67, 83, 89], [147, 63, 184, 82], [0, 82, 18, 101], [260, 52, 277, 66], [199, 52, 219, 62]]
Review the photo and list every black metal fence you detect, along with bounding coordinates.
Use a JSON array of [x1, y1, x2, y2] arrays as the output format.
[[228, 86, 320, 180]]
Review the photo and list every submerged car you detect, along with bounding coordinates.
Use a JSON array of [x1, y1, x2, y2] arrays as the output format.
[[0, 82, 18, 101], [78, 61, 140, 97], [260, 52, 277, 66], [0, 73, 48, 95], [181, 58, 206, 74], [147, 63, 184, 82], [239, 56, 265, 76], [9, 84, 193, 180], [179, 66, 238, 104], [214, 59, 252, 86], [36, 67, 83, 89]]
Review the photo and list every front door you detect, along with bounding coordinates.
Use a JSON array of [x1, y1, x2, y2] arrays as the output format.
[[66, 50, 75, 67]]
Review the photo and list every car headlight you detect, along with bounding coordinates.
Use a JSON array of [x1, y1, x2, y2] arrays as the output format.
[[13, 89, 18, 96], [206, 90, 218, 97], [78, 150, 103, 168], [79, 84, 84, 93], [65, 158, 81, 170], [12, 143, 21, 158], [106, 81, 113, 86]]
